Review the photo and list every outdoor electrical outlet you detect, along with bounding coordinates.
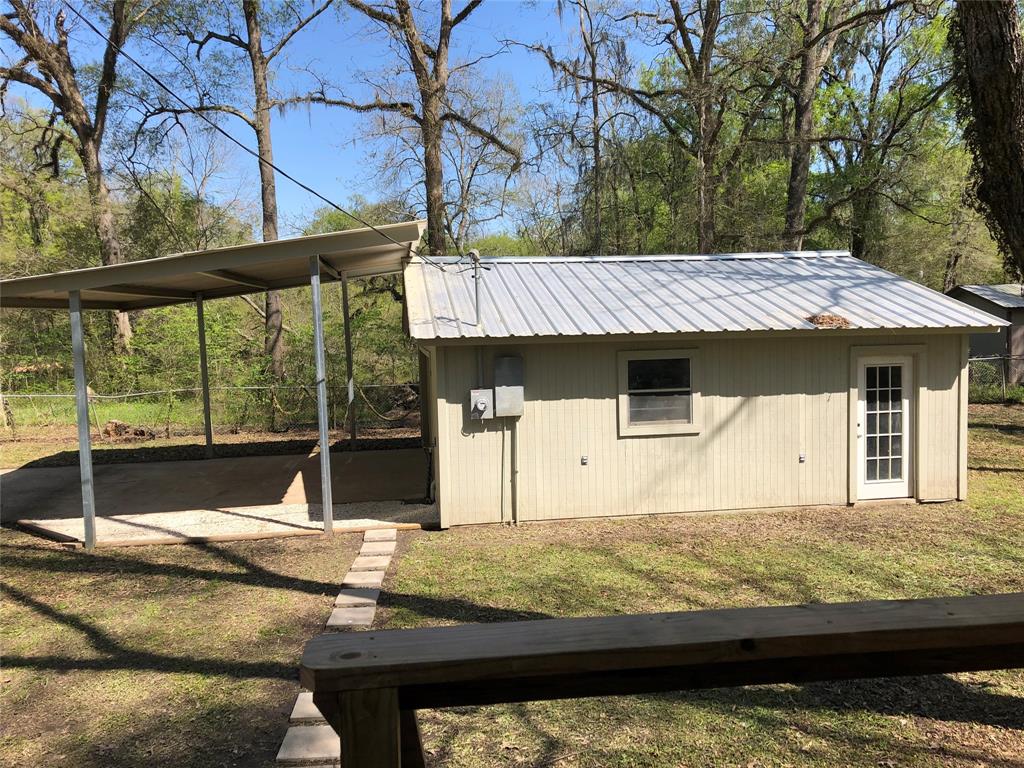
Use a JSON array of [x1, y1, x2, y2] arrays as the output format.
[[581, 455, 589, 466], [799, 452, 806, 463]]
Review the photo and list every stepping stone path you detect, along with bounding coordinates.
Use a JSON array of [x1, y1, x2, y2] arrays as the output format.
[[276, 527, 398, 766]]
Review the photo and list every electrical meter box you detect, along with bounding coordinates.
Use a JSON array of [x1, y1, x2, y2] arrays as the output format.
[[494, 356, 524, 417], [469, 388, 494, 420]]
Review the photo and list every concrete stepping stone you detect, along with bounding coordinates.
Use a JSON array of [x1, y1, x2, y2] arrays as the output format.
[[276, 724, 339, 765], [334, 587, 379, 607], [342, 569, 386, 588], [290, 692, 325, 724], [327, 605, 376, 628], [360, 540, 396, 556], [349, 555, 391, 571], [363, 528, 397, 542]]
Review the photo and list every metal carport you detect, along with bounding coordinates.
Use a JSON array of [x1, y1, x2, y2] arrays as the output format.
[[0, 220, 426, 549]]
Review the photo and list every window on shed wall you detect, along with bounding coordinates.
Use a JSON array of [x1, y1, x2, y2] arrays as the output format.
[[617, 349, 701, 437]]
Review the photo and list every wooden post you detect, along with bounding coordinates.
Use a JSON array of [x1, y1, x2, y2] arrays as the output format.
[[339, 688, 401, 767], [196, 293, 214, 459], [400, 709, 427, 768], [341, 274, 356, 448]]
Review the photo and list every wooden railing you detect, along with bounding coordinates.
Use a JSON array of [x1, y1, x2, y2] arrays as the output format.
[[300, 593, 1024, 767]]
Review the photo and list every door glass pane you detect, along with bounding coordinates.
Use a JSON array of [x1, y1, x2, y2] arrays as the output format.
[[864, 364, 906, 484]]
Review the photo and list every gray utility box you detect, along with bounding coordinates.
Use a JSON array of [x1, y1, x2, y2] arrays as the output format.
[[494, 355, 524, 417]]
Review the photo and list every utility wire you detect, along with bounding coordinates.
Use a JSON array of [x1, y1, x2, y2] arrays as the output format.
[[60, 1, 450, 270]]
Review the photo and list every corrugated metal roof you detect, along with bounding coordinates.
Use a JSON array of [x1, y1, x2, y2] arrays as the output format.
[[404, 251, 1008, 340], [0, 221, 426, 311], [952, 283, 1024, 310]]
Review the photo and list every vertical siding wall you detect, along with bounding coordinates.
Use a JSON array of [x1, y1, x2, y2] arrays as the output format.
[[432, 334, 966, 527]]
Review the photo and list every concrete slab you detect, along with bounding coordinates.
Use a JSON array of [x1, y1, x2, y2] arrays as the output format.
[[341, 569, 386, 588], [290, 692, 326, 724], [360, 540, 397, 556], [334, 588, 379, 607], [276, 725, 339, 765], [1, 448, 432, 522], [326, 605, 376, 628], [15, 501, 434, 546], [363, 527, 397, 542], [349, 555, 391, 571]]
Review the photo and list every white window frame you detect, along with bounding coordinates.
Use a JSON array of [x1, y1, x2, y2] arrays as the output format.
[[617, 349, 702, 437]]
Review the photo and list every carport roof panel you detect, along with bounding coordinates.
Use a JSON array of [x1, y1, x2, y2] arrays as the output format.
[[0, 221, 426, 310]]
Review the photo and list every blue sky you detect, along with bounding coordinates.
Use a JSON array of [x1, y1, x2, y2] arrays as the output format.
[[263, 1, 569, 234]]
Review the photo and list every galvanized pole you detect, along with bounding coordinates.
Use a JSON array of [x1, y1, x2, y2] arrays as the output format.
[[341, 274, 356, 448], [310, 255, 334, 535], [69, 291, 97, 550], [196, 293, 214, 459]]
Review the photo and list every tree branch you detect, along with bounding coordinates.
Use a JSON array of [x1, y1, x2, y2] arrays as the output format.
[[266, 0, 335, 61]]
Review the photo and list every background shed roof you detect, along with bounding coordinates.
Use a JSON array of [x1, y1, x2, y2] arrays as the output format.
[[404, 251, 1007, 340], [951, 284, 1024, 310]]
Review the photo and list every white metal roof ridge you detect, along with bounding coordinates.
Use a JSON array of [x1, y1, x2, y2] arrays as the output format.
[[411, 250, 851, 265]]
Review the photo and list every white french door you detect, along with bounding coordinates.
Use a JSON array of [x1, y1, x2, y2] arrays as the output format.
[[856, 357, 913, 500]]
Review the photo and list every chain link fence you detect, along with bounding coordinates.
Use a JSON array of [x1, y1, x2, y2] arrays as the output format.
[[0, 382, 420, 439], [968, 356, 1024, 404]]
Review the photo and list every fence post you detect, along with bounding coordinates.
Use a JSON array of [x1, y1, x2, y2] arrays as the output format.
[[1002, 357, 1007, 401], [196, 293, 214, 459], [341, 274, 356, 448]]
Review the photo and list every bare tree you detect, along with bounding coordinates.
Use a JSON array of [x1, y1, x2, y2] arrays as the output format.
[[141, 0, 333, 381], [0, 0, 153, 352], [811, 5, 949, 262], [949, 0, 1024, 280], [540, 0, 784, 253], [777, 0, 915, 250], [308, 0, 521, 257]]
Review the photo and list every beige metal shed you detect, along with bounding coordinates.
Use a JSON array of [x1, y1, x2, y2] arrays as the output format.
[[405, 251, 1008, 528]]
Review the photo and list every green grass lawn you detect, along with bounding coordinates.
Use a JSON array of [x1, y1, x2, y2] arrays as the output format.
[[379, 404, 1024, 767], [0, 533, 361, 768]]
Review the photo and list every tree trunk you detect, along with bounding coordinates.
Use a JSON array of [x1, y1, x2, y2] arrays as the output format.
[[952, 0, 1024, 279], [422, 93, 447, 257], [695, 136, 716, 253], [943, 203, 967, 292], [243, 0, 285, 383], [782, 67, 818, 249], [588, 8, 602, 256], [783, 0, 830, 251], [80, 137, 132, 351]]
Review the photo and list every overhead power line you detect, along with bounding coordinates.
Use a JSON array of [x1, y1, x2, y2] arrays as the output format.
[[60, 1, 446, 268]]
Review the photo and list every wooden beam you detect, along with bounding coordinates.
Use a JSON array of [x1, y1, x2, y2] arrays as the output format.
[[302, 593, 1024, 703], [399, 709, 427, 768]]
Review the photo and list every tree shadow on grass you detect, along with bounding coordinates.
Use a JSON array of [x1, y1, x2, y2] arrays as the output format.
[[380, 590, 553, 624], [1, 582, 297, 680]]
